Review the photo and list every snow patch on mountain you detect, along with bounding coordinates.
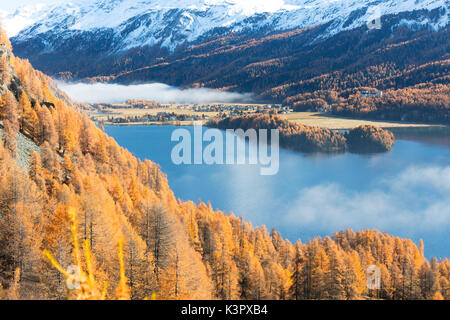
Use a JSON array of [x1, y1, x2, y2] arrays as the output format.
[[7, 0, 450, 51]]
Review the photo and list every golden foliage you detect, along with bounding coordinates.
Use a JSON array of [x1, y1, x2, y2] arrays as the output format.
[[0, 27, 447, 301], [43, 207, 130, 300]]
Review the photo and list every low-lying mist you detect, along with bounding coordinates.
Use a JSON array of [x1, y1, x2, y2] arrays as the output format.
[[57, 82, 254, 104]]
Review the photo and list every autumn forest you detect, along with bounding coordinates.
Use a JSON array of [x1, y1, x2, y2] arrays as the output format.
[[0, 24, 449, 301]]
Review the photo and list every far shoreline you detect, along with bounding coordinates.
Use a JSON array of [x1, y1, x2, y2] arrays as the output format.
[[100, 112, 448, 131]]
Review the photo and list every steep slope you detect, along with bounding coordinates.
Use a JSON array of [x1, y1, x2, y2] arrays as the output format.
[[0, 28, 449, 300], [0, 28, 213, 299], [7, 0, 449, 80], [108, 14, 448, 92]]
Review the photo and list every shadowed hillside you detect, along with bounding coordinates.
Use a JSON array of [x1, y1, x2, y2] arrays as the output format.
[[13, 9, 449, 123]]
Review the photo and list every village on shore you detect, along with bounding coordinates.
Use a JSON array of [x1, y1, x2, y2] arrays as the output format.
[[89, 100, 293, 125], [87, 93, 439, 130]]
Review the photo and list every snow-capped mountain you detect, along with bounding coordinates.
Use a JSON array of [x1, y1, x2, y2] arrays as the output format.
[[4, 0, 449, 93], [7, 0, 449, 52]]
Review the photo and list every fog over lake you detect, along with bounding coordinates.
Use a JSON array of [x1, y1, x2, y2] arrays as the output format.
[[57, 82, 254, 104]]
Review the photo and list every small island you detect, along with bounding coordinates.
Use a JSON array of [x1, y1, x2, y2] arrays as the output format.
[[207, 114, 396, 154], [346, 125, 396, 153]]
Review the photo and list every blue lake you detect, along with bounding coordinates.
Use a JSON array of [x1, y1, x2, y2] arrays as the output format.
[[105, 125, 450, 258]]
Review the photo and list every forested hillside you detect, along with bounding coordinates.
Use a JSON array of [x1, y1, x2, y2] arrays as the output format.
[[207, 114, 396, 153], [0, 28, 449, 300], [78, 22, 450, 123], [117, 22, 448, 123], [10, 5, 449, 123]]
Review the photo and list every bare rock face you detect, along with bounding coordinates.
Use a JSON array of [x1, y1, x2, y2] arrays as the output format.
[[0, 127, 41, 170], [0, 45, 11, 96], [0, 44, 8, 57], [8, 75, 23, 99], [0, 44, 23, 98], [0, 44, 12, 68], [0, 83, 7, 96]]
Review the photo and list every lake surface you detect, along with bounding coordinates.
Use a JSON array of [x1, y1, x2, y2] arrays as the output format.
[[105, 125, 450, 258]]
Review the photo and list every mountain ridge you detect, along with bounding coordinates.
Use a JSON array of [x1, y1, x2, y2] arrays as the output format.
[[7, 0, 449, 57]]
